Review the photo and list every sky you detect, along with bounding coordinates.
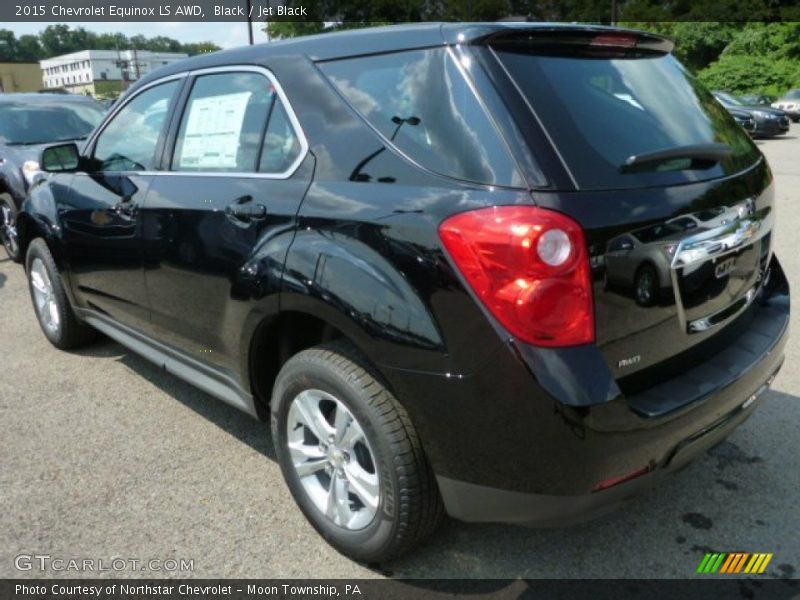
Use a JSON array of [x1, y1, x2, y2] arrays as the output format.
[[6, 22, 269, 49]]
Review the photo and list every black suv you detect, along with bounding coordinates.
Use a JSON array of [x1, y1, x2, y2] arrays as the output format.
[[19, 24, 790, 562]]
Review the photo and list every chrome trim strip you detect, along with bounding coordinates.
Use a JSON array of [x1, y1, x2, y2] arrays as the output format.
[[670, 205, 772, 270], [687, 287, 758, 333], [84, 65, 309, 180]]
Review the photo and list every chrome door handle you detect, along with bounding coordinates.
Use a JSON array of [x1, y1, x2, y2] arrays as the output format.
[[113, 199, 137, 217], [225, 197, 266, 221]]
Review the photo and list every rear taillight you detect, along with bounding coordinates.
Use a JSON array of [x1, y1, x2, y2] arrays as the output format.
[[439, 206, 594, 347]]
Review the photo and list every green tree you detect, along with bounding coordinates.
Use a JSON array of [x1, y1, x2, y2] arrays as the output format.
[[180, 42, 221, 55], [698, 55, 800, 97], [39, 24, 79, 56], [95, 32, 129, 51], [16, 35, 43, 61], [0, 29, 19, 61]]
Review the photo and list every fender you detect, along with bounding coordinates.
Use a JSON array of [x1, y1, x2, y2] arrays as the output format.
[[280, 226, 447, 373], [18, 175, 71, 261], [0, 163, 26, 206]]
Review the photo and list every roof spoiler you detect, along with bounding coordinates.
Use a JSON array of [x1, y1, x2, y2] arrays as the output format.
[[447, 25, 674, 55]]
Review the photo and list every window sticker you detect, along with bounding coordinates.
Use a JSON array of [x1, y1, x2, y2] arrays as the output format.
[[178, 91, 252, 169]]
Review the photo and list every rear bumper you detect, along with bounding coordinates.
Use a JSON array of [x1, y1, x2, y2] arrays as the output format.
[[437, 358, 781, 524], [384, 258, 789, 525]]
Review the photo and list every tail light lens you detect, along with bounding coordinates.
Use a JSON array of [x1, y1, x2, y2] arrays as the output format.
[[439, 205, 594, 347]]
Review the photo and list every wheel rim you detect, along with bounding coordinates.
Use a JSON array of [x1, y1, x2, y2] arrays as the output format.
[[30, 257, 60, 335], [286, 389, 380, 530], [0, 202, 18, 257], [637, 270, 653, 303]]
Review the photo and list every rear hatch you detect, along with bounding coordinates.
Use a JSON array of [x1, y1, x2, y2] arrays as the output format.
[[481, 28, 774, 401]]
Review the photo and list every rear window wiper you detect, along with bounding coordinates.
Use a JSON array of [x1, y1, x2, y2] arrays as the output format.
[[620, 143, 732, 174]]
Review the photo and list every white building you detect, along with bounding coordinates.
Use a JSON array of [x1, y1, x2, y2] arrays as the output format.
[[40, 50, 188, 96]]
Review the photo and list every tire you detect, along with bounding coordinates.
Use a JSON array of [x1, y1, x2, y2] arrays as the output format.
[[634, 264, 658, 307], [0, 193, 21, 263], [25, 238, 96, 349], [271, 341, 443, 562]]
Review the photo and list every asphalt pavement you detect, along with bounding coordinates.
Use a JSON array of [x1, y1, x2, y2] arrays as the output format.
[[1, 130, 798, 580]]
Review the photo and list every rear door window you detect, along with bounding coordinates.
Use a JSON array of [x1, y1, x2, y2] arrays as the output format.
[[259, 98, 302, 174], [173, 71, 275, 172], [320, 48, 523, 187], [493, 41, 760, 190]]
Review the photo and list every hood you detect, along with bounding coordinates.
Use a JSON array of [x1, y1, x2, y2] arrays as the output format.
[[739, 105, 787, 116], [0, 142, 54, 166]]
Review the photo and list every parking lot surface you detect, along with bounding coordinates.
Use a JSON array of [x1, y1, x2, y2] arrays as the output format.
[[1, 132, 798, 580]]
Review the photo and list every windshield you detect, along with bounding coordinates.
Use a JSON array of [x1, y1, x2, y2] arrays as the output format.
[[785, 90, 800, 99], [493, 46, 760, 190], [714, 92, 743, 106], [0, 102, 104, 145]]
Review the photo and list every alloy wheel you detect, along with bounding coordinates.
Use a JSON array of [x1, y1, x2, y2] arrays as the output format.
[[286, 389, 380, 530], [636, 270, 654, 304], [0, 201, 18, 258], [30, 257, 60, 335]]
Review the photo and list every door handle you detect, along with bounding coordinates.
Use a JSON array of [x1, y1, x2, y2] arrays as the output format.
[[225, 196, 266, 221], [113, 198, 137, 218]]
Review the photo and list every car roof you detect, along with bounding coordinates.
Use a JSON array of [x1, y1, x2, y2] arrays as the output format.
[[132, 22, 672, 90]]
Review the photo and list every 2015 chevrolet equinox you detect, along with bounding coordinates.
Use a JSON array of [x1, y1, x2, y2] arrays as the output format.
[[19, 24, 790, 562]]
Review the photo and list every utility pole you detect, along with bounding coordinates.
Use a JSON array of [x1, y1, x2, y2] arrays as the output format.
[[246, 0, 254, 45]]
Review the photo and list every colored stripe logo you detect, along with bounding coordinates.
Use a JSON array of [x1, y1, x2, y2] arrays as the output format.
[[697, 552, 773, 574]]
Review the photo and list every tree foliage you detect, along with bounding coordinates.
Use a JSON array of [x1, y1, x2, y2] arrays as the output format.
[[0, 25, 220, 62]]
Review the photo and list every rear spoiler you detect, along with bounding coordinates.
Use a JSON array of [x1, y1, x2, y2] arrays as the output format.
[[444, 24, 674, 55]]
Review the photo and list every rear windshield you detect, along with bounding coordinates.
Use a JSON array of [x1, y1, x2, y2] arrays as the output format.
[[493, 45, 760, 190]]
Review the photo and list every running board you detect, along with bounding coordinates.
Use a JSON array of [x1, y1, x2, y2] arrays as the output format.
[[78, 309, 259, 418]]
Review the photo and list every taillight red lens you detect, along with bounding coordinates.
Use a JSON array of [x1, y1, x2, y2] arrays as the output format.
[[590, 33, 638, 48], [439, 205, 594, 347]]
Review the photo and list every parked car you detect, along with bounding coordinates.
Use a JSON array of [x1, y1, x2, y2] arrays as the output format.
[[729, 108, 756, 135], [605, 205, 744, 306], [772, 89, 800, 122], [713, 91, 790, 137], [739, 94, 773, 106], [17, 24, 789, 562], [0, 94, 105, 261]]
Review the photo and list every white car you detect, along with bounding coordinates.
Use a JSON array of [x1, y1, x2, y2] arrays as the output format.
[[772, 89, 800, 122]]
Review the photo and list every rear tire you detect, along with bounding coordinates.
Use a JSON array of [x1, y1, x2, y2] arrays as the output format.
[[0, 193, 21, 263], [25, 238, 96, 349], [271, 341, 443, 562]]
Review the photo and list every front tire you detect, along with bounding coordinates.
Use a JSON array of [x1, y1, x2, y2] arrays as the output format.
[[271, 341, 443, 562], [634, 264, 658, 307], [0, 193, 21, 263], [25, 238, 96, 349]]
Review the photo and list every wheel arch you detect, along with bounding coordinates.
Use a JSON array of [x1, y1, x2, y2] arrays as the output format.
[[245, 304, 386, 421]]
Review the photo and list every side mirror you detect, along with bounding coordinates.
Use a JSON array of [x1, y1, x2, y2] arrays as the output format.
[[619, 240, 634, 251], [41, 143, 80, 173]]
